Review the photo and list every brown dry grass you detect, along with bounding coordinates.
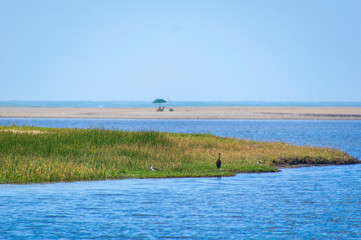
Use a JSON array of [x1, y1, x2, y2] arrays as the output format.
[[0, 126, 358, 183]]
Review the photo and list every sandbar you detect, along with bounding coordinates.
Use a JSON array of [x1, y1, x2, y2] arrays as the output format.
[[1, 106, 361, 120]]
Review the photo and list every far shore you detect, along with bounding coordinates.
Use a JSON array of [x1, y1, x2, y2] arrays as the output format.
[[1, 106, 361, 120]]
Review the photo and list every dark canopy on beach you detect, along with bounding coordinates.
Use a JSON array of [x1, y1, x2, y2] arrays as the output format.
[[152, 98, 167, 104]]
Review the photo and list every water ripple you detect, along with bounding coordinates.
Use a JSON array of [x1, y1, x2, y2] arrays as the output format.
[[1, 119, 361, 239]]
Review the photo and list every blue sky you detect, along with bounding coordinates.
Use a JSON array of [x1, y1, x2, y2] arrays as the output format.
[[1, 0, 360, 102]]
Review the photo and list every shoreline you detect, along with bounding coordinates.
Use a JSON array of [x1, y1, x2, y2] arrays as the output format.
[[1, 106, 361, 120]]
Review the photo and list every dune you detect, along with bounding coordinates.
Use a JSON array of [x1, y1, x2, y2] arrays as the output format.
[[0, 106, 361, 120]]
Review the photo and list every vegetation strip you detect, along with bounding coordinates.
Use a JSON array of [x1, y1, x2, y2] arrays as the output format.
[[0, 126, 358, 183]]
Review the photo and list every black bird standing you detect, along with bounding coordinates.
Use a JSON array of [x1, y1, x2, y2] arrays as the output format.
[[216, 153, 221, 169]]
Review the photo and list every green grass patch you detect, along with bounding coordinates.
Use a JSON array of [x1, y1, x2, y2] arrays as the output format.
[[0, 126, 358, 183]]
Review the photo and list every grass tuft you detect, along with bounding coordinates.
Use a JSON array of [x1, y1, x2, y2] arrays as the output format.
[[0, 126, 358, 183]]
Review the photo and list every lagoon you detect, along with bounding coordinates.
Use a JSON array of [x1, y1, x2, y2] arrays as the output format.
[[0, 119, 360, 239], [1, 165, 360, 239]]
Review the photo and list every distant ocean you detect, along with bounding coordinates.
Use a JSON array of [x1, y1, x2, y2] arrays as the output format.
[[1, 101, 361, 108]]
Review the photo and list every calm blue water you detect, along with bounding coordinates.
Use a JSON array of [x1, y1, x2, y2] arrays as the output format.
[[1, 119, 361, 239]]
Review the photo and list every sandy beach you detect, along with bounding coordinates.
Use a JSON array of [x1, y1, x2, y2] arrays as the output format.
[[1, 106, 361, 120]]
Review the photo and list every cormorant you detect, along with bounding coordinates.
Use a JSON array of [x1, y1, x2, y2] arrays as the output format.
[[216, 153, 221, 169]]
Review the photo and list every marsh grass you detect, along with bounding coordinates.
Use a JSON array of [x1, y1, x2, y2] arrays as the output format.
[[0, 126, 358, 183]]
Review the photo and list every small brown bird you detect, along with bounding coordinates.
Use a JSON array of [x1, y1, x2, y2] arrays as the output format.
[[216, 153, 221, 169]]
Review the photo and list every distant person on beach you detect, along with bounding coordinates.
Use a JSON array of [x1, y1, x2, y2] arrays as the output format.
[[157, 106, 165, 112]]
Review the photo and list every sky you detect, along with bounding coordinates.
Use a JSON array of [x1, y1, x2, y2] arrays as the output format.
[[1, 0, 360, 102]]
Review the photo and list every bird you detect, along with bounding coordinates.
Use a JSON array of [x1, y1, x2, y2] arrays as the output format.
[[150, 165, 159, 171], [257, 160, 261, 165], [216, 153, 222, 169]]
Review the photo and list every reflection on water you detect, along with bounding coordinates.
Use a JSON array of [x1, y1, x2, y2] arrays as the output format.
[[1, 119, 361, 239]]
